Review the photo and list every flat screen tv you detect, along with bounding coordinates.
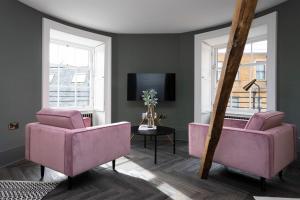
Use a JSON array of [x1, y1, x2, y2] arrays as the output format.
[[127, 73, 176, 101]]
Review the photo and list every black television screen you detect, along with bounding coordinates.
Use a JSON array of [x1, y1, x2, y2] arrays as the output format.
[[127, 73, 176, 101]]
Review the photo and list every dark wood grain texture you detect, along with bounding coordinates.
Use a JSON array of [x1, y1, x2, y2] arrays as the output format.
[[199, 0, 258, 179]]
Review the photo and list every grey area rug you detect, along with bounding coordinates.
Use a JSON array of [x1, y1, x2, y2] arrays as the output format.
[[0, 180, 59, 200]]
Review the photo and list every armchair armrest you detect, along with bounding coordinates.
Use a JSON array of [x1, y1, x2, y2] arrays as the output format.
[[264, 123, 297, 176], [25, 123, 69, 174], [65, 122, 131, 176]]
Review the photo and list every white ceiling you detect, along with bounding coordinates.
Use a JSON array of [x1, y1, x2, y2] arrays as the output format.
[[18, 0, 287, 34]]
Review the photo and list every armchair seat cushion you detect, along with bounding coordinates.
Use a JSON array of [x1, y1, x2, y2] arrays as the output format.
[[36, 108, 85, 129]]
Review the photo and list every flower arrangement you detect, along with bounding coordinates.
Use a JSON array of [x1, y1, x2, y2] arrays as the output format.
[[141, 89, 158, 127], [142, 89, 158, 107]]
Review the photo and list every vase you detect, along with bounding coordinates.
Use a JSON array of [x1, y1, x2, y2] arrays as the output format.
[[147, 105, 155, 128]]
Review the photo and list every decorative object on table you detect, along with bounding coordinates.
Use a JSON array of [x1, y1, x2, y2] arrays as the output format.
[[142, 89, 158, 128], [0, 180, 59, 200], [243, 79, 261, 112], [138, 124, 157, 130], [140, 112, 166, 126]]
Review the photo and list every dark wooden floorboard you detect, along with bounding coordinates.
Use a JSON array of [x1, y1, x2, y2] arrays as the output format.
[[0, 141, 299, 200]]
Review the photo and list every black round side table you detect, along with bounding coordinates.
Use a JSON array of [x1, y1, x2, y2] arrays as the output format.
[[131, 126, 176, 164]]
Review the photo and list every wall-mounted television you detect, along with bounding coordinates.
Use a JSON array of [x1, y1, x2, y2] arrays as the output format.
[[127, 73, 176, 101]]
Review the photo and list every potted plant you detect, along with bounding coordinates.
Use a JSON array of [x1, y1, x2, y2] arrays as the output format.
[[142, 89, 158, 128]]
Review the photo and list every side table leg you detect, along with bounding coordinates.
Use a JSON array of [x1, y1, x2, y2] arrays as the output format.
[[144, 136, 146, 148], [131, 134, 135, 140], [173, 132, 176, 154], [154, 135, 157, 164]]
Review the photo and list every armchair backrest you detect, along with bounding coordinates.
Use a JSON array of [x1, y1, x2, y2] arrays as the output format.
[[36, 108, 85, 129], [245, 111, 284, 131]]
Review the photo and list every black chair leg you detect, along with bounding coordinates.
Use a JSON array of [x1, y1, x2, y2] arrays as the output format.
[[279, 170, 284, 181], [112, 160, 116, 171], [68, 176, 72, 190], [40, 165, 45, 179], [260, 177, 266, 191]]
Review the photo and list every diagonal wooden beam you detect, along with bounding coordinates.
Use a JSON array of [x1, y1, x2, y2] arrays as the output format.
[[199, 0, 258, 179]]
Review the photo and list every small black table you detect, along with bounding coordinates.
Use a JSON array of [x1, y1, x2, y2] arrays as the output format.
[[131, 126, 176, 164]]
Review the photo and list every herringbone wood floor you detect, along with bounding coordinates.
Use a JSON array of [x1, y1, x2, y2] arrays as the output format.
[[0, 140, 299, 200]]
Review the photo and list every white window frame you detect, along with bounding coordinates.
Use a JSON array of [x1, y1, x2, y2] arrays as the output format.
[[194, 12, 277, 123], [42, 18, 112, 123]]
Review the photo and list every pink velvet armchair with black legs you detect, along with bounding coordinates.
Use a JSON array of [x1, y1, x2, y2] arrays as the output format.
[[25, 108, 131, 189], [189, 111, 297, 190]]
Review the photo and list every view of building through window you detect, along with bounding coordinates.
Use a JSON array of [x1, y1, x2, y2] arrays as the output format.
[[216, 39, 267, 114], [49, 42, 92, 109]]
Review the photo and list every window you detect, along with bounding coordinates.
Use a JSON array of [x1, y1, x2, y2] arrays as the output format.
[[49, 74, 55, 83], [72, 73, 87, 83], [49, 42, 92, 109], [256, 63, 266, 80], [230, 96, 240, 108], [43, 18, 112, 124], [214, 39, 268, 114], [216, 62, 221, 80], [194, 13, 277, 122], [216, 53, 239, 81]]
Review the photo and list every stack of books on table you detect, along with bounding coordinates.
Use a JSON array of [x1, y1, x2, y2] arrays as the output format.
[[138, 124, 157, 130]]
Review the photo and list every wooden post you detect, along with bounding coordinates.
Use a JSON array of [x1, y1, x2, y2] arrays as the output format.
[[199, 0, 258, 179]]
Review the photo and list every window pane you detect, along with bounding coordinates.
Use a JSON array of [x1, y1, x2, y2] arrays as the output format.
[[256, 63, 266, 80], [243, 43, 251, 53], [50, 43, 60, 65], [217, 62, 222, 80], [49, 74, 55, 83], [72, 73, 87, 83], [216, 39, 268, 115], [252, 40, 267, 53], [49, 42, 91, 109], [218, 48, 226, 54], [76, 86, 90, 107], [231, 97, 240, 108]]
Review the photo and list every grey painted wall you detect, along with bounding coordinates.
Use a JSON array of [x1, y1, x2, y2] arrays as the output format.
[[112, 34, 190, 140], [0, 0, 43, 165], [276, 0, 300, 151], [0, 0, 114, 166]]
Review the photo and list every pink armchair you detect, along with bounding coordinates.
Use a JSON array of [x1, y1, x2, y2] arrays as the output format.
[[25, 108, 131, 189], [189, 111, 297, 190]]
